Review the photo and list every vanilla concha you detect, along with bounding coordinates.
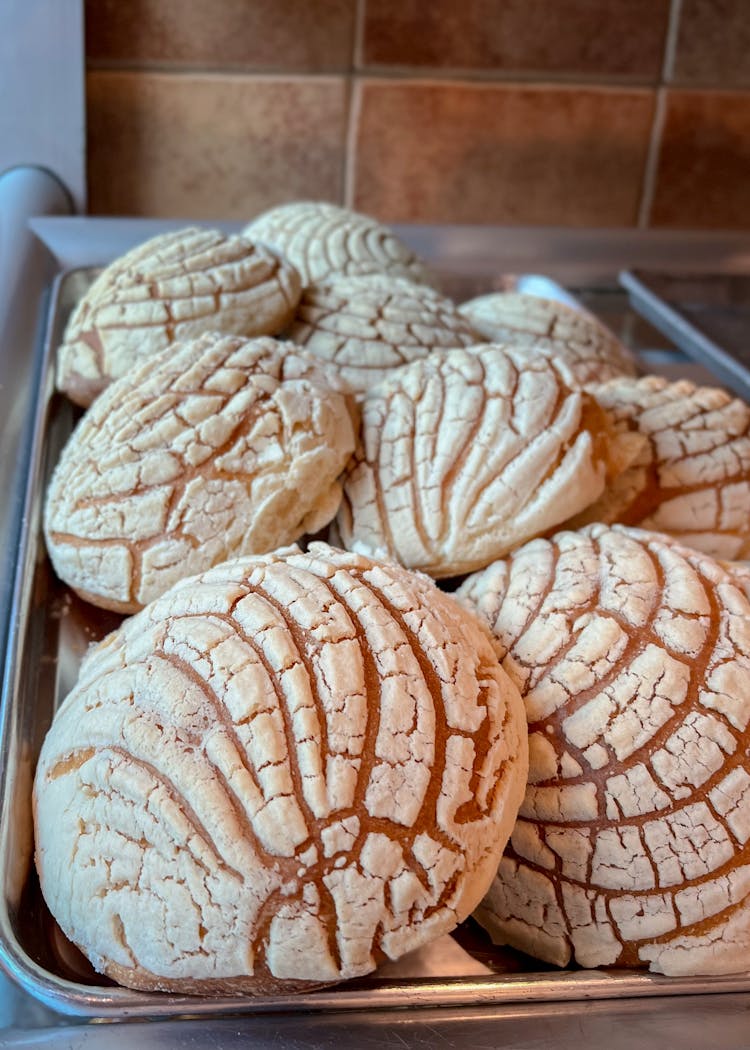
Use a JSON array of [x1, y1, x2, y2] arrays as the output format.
[[56, 227, 302, 407], [243, 201, 433, 288], [286, 274, 480, 396], [33, 543, 529, 995], [459, 292, 636, 385], [568, 374, 750, 560], [44, 334, 357, 613], [459, 523, 750, 977], [336, 344, 644, 578]]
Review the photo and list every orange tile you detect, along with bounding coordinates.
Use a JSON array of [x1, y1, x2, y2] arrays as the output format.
[[86, 72, 348, 220], [650, 90, 750, 229], [351, 80, 655, 226], [360, 0, 670, 79], [85, 0, 356, 72], [671, 0, 750, 86]]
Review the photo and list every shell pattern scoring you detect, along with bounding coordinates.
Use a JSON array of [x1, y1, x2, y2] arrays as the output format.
[[459, 292, 637, 386], [573, 375, 750, 560], [459, 523, 750, 976], [243, 201, 434, 288], [286, 274, 481, 396], [337, 343, 640, 578], [56, 227, 302, 407], [33, 544, 529, 992], [44, 334, 358, 614]]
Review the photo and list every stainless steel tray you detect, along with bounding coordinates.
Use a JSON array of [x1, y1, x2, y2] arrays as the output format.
[[2, 266, 750, 1020]]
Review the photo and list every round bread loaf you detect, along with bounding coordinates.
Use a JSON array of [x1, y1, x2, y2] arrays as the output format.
[[243, 201, 433, 287], [286, 274, 480, 396], [33, 544, 529, 995], [57, 227, 302, 407], [44, 334, 357, 614], [567, 375, 750, 559], [458, 524, 750, 976], [336, 344, 645, 578], [459, 292, 636, 385]]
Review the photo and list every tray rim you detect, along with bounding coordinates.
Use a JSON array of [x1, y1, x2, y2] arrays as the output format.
[[2, 267, 750, 1019]]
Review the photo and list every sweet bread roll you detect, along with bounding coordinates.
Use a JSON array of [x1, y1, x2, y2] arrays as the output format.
[[286, 274, 480, 396], [243, 201, 433, 288], [336, 344, 644, 578], [459, 524, 750, 976], [57, 227, 301, 407], [569, 375, 750, 559], [44, 334, 357, 613], [459, 292, 636, 385], [33, 544, 528, 994]]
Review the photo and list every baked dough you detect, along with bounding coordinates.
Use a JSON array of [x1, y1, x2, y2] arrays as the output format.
[[459, 523, 750, 976], [33, 544, 528, 994], [336, 344, 644, 578], [459, 292, 636, 385], [44, 334, 357, 613], [243, 201, 433, 287], [568, 375, 750, 559], [286, 274, 480, 396], [56, 227, 301, 407]]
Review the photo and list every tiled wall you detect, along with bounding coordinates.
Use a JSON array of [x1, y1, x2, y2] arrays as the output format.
[[84, 0, 750, 229]]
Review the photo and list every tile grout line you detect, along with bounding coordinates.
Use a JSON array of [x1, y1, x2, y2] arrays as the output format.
[[637, 0, 682, 227], [637, 87, 668, 228], [86, 63, 671, 91], [343, 79, 362, 210], [344, 0, 367, 208], [661, 0, 683, 85]]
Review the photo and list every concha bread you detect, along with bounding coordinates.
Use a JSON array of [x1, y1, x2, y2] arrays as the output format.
[[57, 227, 302, 407], [286, 274, 481, 396], [44, 334, 358, 614], [242, 201, 433, 288], [459, 292, 636, 385], [33, 543, 529, 995], [567, 375, 750, 559], [336, 344, 645, 578], [458, 524, 750, 976]]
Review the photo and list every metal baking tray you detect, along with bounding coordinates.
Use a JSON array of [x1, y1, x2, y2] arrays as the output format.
[[2, 267, 750, 1020]]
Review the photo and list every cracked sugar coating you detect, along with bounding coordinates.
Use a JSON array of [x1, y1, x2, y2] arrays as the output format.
[[56, 227, 302, 407], [33, 543, 529, 995], [44, 334, 358, 614], [567, 375, 750, 560], [242, 201, 433, 288], [459, 292, 636, 386], [286, 274, 480, 396], [336, 344, 643, 578], [458, 524, 750, 976]]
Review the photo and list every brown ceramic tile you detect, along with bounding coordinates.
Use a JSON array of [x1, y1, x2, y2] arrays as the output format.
[[85, 0, 356, 72], [360, 0, 670, 79], [86, 72, 348, 219], [672, 0, 750, 86], [351, 80, 655, 226], [650, 90, 750, 229]]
